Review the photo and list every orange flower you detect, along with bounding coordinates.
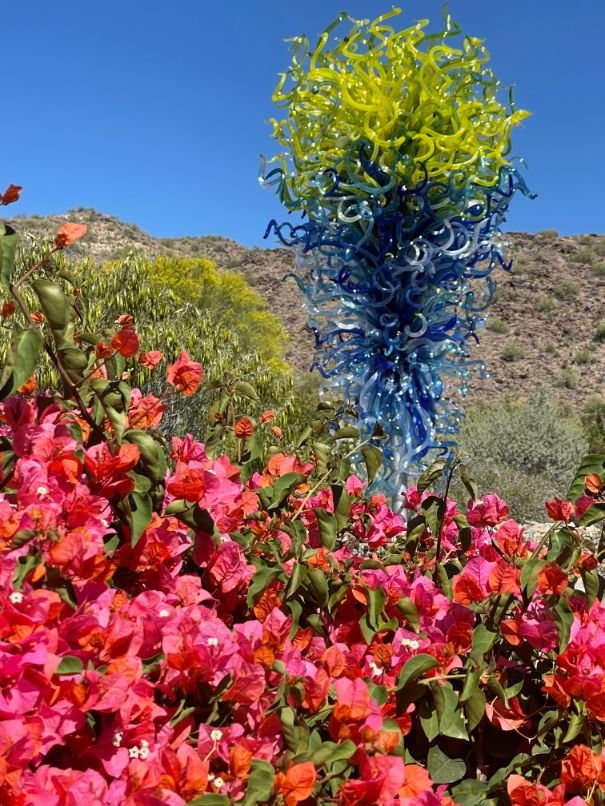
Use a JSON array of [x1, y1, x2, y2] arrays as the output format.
[[54, 222, 88, 249], [271, 425, 283, 439], [259, 409, 275, 424], [17, 376, 37, 395], [235, 417, 255, 439], [274, 762, 317, 806], [166, 351, 203, 396], [585, 473, 604, 495], [0, 184, 22, 205], [95, 340, 114, 359], [537, 562, 568, 595], [560, 744, 603, 791]]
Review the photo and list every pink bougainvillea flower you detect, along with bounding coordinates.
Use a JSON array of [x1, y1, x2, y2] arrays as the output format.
[[467, 493, 509, 527], [166, 351, 203, 396]]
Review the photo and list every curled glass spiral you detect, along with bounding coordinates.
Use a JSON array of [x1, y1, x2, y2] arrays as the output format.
[[262, 8, 533, 500]]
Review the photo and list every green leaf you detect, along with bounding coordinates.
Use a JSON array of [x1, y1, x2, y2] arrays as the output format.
[[268, 472, 307, 510], [563, 711, 585, 744], [12, 552, 39, 589], [312, 739, 356, 766], [427, 745, 466, 784], [417, 457, 447, 493], [32, 278, 69, 334], [451, 779, 491, 806], [418, 696, 440, 742], [287, 563, 308, 597], [459, 464, 479, 501], [315, 508, 337, 551], [580, 503, 605, 527], [520, 558, 545, 598], [553, 598, 574, 651], [460, 668, 481, 703], [0, 328, 43, 399], [233, 380, 258, 400], [331, 426, 360, 441], [359, 613, 375, 645], [55, 655, 84, 675], [422, 495, 446, 537], [471, 623, 497, 660], [436, 683, 468, 740], [361, 444, 383, 484], [397, 653, 439, 692], [366, 586, 386, 630], [241, 759, 275, 806], [0, 223, 18, 287], [307, 567, 329, 607], [187, 796, 231, 806], [581, 567, 600, 608], [464, 686, 486, 732], [332, 484, 352, 530], [567, 453, 605, 502], [247, 566, 284, 607], [128, 491, 153, 547], [396, 596, 420, 632]]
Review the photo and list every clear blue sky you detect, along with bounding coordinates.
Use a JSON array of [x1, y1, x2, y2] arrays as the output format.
[[5, 1, 603, 247]]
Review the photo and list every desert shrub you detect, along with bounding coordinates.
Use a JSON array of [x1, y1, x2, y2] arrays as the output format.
[[553, 279, 580, 299], [558, 367, 579, 389], [594, 322, 605, 343], [457, 391, 588, 519], [582, 394, 605, 452], [500, 342, 525, 362], [107, 254, 289, 369], [485, 315, 508, 334], [572, 346, 593, 365], [538, 228, 559, 238], [536, 294, 558, 312]]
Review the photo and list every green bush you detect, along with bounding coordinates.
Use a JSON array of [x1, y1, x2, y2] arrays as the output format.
[[557, 367, 579, 389], [553, 280, 580, 299], [500, 342, 525, 362], [486, 316, 508, 334], [456, 391, 588, 519], [572, 347, 593, 365], [594, 322, 605, 343], [536, 295, 558, 313], [582, 394, 605, 453], [113, 254, 290, 369]]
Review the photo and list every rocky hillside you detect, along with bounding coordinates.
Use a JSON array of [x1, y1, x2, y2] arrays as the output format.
[[8, 209, 605, 408]]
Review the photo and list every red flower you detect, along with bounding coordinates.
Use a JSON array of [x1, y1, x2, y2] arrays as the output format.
[[111, 325, 140, 358], [0, 184, 22, 205], [259, 409, 275, 424], [545, 497, 575, 522], [138, 350, 163, 369], [54, 222, 88, 248], [166, 351, 203, 396], [1, 301, 15, 318]]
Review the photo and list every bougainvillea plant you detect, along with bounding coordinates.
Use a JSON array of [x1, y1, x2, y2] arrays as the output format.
[[2, 188, 605, 806]]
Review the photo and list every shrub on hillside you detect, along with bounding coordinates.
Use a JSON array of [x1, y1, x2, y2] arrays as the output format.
[[457, 391, 588, 519]]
